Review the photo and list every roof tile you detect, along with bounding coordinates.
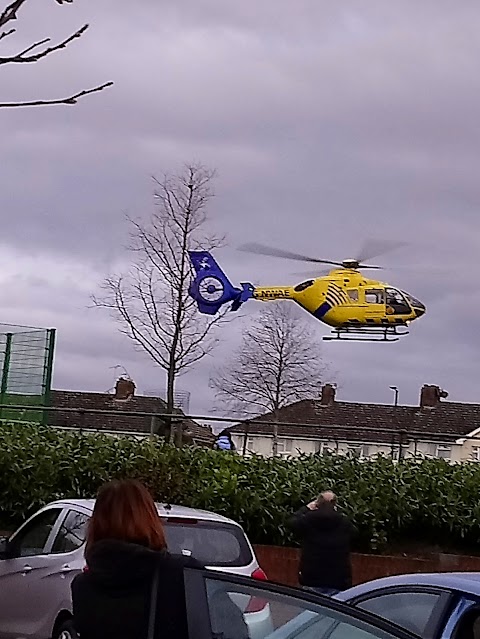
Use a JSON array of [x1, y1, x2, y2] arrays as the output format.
[[229, 399, 479, 444]]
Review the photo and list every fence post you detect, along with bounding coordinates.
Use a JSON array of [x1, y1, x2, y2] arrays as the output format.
[[398, 430, 407, 461], [78, 410, 85, 433], [42, 329, 56, 425], [150, 415, 157, 439], [0, 333, 12, 422]]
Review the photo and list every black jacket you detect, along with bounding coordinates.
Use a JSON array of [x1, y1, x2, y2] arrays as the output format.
[[71, 540, 203, 639], [290, 506, 357, 590]]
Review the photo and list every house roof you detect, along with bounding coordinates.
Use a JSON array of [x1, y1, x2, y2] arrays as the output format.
[[49, 390, 215, 445], [228, 398, 480, 445]]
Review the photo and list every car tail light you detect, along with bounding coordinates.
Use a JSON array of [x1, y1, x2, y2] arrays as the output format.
[[82, 565, 89, 573], [245, 596, 268, 613], [251, 567, 268, 581], [244, 567, 269, 613]]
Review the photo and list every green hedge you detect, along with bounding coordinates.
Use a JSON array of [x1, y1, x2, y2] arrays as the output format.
[[2, 423, 480, 552]]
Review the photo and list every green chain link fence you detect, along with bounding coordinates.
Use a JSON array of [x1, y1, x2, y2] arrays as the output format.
[[0, 324, 55, 424]]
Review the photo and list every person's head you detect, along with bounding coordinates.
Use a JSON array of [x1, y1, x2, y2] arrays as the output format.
[[218, 429, 232, 439], [316, 490, 338, 510], [86, 479, 167, 558]]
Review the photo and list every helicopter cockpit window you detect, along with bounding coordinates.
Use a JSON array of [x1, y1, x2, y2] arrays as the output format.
[[347, 289, 359, 301], [386, 288, 410, 314], [365, 289, 385, 304], [403, 291, 422, 307]]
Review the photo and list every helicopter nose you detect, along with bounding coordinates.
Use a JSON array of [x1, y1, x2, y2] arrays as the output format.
[[414, 303, 426, 318]]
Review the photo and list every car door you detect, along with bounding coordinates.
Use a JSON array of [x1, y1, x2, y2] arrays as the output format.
[[183, 568, 422, 639], [437, 596, 476, 639], [0, 506, 64, 639], [363, 288, 386, 322], [48, 509, 90, 616], [349, 587, 452, 639]]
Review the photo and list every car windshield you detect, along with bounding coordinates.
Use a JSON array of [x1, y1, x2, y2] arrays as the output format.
[[162, 520, 253, 567]]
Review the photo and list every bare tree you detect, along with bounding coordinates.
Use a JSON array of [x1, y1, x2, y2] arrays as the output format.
[[0, 0, 112, 108], [210, 303, 331, 454], [93, 165, 226, 445]]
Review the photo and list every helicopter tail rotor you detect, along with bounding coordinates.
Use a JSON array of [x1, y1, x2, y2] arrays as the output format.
[[188, 251, 254, 315]]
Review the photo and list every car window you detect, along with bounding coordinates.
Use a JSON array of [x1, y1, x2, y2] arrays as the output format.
[[451, 604, 480, 639], [196, 574, 416, 639], [51, 510, 89, 554], [473, 614, 480, 639], [10, 508, 62, 557], [357, 591, 444, 636], [163, 520, 253, 567]]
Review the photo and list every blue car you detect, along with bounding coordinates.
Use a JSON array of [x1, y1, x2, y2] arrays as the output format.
[[336, 572, 480, 639]]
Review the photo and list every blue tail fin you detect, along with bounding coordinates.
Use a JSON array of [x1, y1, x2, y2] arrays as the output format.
[[188, 251, 253, 315]]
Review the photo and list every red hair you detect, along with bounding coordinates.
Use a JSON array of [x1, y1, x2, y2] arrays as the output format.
[[86, 479, 167, 556]]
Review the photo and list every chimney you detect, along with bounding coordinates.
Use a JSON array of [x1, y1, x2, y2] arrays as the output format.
[[420, 384, 448, 409], [114, 377, 136, 400], [320, 383, 336, 407]]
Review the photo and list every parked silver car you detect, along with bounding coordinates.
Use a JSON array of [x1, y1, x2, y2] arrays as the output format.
[[0, 499, 272, 639]]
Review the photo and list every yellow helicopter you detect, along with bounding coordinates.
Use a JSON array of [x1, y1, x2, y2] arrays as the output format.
[[188, 241, 426, 342]]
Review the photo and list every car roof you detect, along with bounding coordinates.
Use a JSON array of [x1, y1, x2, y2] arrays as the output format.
[[337, 572, 480, 600], [47, 499, 240, 527]]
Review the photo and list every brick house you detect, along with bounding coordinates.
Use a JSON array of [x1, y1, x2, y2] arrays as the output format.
[[48, 378, 214, 447], [228, 384, 480, 462]]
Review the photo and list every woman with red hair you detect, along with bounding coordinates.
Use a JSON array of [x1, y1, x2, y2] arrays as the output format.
[[71, 479, 203, 639]]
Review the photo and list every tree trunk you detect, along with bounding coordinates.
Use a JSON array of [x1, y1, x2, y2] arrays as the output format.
[[166, 365, 176, 444], [272, 408, 280, 456]]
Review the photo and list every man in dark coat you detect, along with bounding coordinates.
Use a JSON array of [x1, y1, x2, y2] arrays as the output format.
[[289, 490, 357, 596]]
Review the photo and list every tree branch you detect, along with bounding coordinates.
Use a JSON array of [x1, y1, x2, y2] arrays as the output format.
[[211, 304, 333, 416], [93, 165, 226, 435], [0, 27, 15, 41], [0, 81, 113, 107], [1, 1, 111, 109], [0, 0, 74, 29], [0, 0, 28, 29], [0, 23, 89, 65]]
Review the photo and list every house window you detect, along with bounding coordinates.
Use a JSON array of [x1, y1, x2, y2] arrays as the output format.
[[472, 447, 480, 462], [436, 445, 452, 460], [315, 441, 327, 455], [246, 437, 256, 453], [391, 444, 409, 461], [276, 438, 293, 454], [347, 444, 369, 458]]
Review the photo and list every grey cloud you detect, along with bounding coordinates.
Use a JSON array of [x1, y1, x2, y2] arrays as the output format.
[[1, 0, 480, 412]]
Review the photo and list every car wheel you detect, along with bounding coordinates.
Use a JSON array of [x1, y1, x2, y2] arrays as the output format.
[[54, 619, 78, 639]]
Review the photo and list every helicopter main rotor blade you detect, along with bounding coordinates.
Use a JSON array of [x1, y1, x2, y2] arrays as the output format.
[[238, 242, 343, 267], [291, 268, 333, 278], [356, 239, 408, 264], [292, 265, 383, 277], [358, 264, 383, 270]]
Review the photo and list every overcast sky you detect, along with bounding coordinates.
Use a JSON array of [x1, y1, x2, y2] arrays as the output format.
[[1, 0, 480, 419]]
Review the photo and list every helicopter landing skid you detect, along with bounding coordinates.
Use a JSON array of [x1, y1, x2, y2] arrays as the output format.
[[323, 325, 409, 343]]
